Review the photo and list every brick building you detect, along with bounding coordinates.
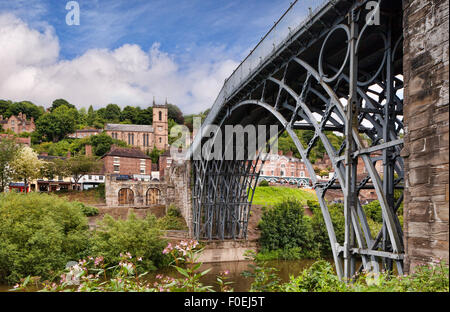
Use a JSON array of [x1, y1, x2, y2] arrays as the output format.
[[101, 145, 152, 176], [0, 112, 35, 134], [104, 103, 168, 152], [0, 133, 31, 146], [68, 127, 103, 139]]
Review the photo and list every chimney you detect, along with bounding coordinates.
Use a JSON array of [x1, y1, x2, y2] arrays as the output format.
[[286, 151, 293, 157], [40, 152, 48, 157], [85, 144, 93, 157]]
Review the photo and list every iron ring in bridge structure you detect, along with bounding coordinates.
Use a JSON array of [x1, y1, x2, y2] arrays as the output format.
[[190, 0, 404, 280]]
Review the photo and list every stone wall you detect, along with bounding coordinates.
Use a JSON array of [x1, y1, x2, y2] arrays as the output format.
[[105, 175, 167, 207], [166, 159, 193, 237], [402, 0, 449, 272]]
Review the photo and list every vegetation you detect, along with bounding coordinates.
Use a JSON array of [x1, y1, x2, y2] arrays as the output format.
[[251, 186, 317, 206], [0, 192, 90, 284], [89, 214, 168, 273], [11, 242, 448, 292], [0, 138, 20, 192], [257, 199, 345, 260], [71, 202, 99, 217]]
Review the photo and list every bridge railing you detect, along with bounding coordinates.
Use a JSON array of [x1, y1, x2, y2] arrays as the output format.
[[189, 0, 330, 158]]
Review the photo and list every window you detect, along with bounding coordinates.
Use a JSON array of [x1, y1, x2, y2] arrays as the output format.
[[127, 133, 134, 145], [143, 134, 149, 146], [99, 176, 104, 180], [159, 137, 162, 143], [159, 111, 162, 121], [300, 171, 305, 178], [113, 157, 120, 173], [140, 159, 146, 174], [88, 175, 92, 180]]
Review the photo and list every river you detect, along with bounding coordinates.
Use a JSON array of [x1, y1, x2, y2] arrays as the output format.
[[0, 259, 329, 292]]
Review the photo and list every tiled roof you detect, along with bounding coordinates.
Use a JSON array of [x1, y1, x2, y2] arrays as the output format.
[[105, 123, 153, 132], [102, 146, 151, 159]]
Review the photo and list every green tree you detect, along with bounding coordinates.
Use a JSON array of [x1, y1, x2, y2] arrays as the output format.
[[120, 106, 139, 123], [0, 139, 20, 192], [258, 199, 315, 254], [35, 105, 77, 142], [66, 155, 102, 190], [148, 147, 163, 164], [167, 103, 184, 124], [87, 105, 96, 126], [103, 104, 121, 122], [49, 99, 76, 112], [10, 146, 45, 188], [135, 106, 153, 125], [5, 101, 44, 120], [0, 192, 90, 283]]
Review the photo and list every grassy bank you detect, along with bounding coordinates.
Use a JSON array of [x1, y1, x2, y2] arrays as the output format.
[[251, 186, 317, 206]]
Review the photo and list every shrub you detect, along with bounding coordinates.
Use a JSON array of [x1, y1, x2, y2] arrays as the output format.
[[89, 213, 168, 272], [166, 204, 181, 218], [259, 180, 269, 187], [71, 201, 99, 216], [0, 192, 90, 284], [97, 183, 105, 200], [157, 215, 188, 230], [258, 198, 315, 254], [308, 200, 345, 257]]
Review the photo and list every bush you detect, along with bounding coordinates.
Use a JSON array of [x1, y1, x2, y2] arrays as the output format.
[[308, 200, 345, 257], [166, 204, 181, 218], [97, 183, 105, 200], [90, 213, 168, 272], [259, 180, 269, 187], [0, 192, 90, 284], [71, 201, 99, 216], [258, 199, 315, 254], [157, 215, 188, 230]]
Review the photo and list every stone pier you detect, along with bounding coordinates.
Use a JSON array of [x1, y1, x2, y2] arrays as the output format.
[[402, 0, 449, 272]]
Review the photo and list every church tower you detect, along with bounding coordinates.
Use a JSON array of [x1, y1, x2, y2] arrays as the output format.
[[153, 98, 168, 150]]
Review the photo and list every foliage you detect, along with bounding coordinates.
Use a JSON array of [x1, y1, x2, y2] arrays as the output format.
[[66, 155, 102, 189], [89, 214, 168, 272], [12, 241, 226, 293], [166, 103, 184, 124], [148, 147, 164, 164], [258, 180, 269, 187], [35, 105, 78, 142], [258, 199, 315, 254], [49, 99, 76, 112], [0, 138, 20, 192], [0, 192, 90, 284], [251, 186, 317, 206], [242, 250, 282, 292], [0, 100, 44, 120], [71, 201, 99, 217], [10, 145, 45, 186], [156, 215, 188, 231], [167, 204, 181, 217], [308, 200, 345, 257], [279, 260, 347, 292]]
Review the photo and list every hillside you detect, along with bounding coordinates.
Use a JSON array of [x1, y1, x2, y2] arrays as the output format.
[[250, 186, 317, 206]]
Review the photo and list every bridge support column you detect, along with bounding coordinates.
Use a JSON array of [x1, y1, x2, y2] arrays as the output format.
[[402, 0, 449, 273]]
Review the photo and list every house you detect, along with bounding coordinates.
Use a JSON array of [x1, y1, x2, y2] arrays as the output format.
[[68, 127, 103, 139], [104, 102, 168, 152], [0, 112, 35, 134], [0, 133, 31, 146], [101, 145, 152, 176], [255, 151, 312, 186]]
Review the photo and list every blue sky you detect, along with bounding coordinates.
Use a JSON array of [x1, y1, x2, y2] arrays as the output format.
[[1, 0, 294, 61], [0, 0, 313, 113]]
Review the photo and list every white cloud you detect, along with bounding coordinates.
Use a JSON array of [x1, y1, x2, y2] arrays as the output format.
[[0, 13, 239, 114]]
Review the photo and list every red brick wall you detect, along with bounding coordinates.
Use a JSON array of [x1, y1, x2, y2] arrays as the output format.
[[103, 156, 152, 175]]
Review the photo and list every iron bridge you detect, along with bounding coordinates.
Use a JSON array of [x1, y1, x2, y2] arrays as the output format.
[[189, 0, 405, 280]]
